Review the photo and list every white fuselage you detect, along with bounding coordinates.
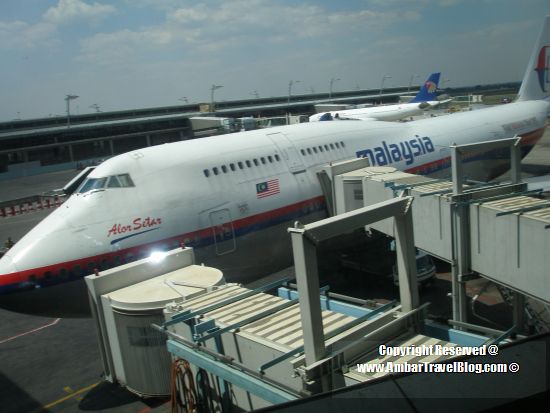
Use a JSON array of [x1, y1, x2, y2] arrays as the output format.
[[0, 100, 548, 291], [309, 101, 438, 122]]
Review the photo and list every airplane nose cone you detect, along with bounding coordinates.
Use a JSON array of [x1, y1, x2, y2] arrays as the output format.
[[0, 253, 21, 293], [0, 253, 18, 276]]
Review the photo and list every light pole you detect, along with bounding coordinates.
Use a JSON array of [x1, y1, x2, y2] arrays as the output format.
[[329, 77, 340, 99], [89, 104, 101, 113], [251, 90, 259, 99], [65, 94, 79, 127], [379, 75, 391, 101], [408, 74, 419, 92], [442, 78, 451, 89], [210, 85, 223, 112], [288, 80, 300, 103]]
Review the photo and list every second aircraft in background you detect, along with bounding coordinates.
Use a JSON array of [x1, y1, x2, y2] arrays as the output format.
[[309, 72, 450, 122]]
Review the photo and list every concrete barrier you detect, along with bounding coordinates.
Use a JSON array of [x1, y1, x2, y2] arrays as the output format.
[[0, 196, 66, 218]]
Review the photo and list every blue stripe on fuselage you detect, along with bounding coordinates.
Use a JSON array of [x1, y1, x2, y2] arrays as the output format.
[[110, 227, 160, 245]]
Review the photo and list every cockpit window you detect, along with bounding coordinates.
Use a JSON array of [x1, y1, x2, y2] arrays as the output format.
[[117, 174, 134, 187], [78, 174, 134, 193], [78, 177, 106, 193], [107, 176, 121, 188]]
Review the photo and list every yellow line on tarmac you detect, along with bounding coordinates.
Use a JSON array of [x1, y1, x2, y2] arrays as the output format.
[[42, 382, 100, 410]]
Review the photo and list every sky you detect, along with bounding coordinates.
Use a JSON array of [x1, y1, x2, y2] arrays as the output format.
[[1, 0, 548, 121]]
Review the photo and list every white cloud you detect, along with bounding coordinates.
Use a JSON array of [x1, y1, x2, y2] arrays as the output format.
[[439, 0, 460, 6], [170, 5, 210, 23], [366, 0, 429, 7], [0, 20, 27, 33], [0, 0, 116, 49], [0, 20, 57, 49], [78, 28, 176, 64], [43, 0, 116, 25], [74, 1, 426, 70], [164, 1, 422, 44]]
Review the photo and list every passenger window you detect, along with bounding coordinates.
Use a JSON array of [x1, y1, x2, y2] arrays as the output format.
[[313, 147, 318, 153], [230, 163, 236, 171], [318, 146, 323, 152], [221, 165, 228, 173], [307, 148, 312, 154], [213, 167, 219, 175], [238, 161, 244, 169], [335, 142, 340, 148], [253, 159, 259, 166], [268, 156, 273, 163], [324, 144, 329, 151], [275, 154, 280, 161], [300, 149, 306, 155], [330, 143, 335, 149], [203, 169, 210, 177], [246, 160, 252, 167], [340, 141, 345, 147], [260, 157, 266, 164]]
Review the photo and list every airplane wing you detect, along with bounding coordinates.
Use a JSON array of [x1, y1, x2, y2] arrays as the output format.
[[310, 112, 374, 121], [419, 99, 453, 109], [334, 114, 378, 121]]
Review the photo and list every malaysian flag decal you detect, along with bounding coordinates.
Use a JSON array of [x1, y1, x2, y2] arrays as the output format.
[[256, 179, 280, 198]]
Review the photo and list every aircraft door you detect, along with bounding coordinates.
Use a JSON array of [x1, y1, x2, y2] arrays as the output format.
[[267, 132, 306, 173], [209, 208, 236, 255]]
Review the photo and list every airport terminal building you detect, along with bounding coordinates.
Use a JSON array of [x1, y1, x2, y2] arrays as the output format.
[[0, 82, 518, 180]]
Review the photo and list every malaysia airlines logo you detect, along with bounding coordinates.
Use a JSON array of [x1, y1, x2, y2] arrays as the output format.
[[356, 136, 435, 166], [535, 46, 550, 92], [424, 81, 437, 93], [256, 179, 280, 198]]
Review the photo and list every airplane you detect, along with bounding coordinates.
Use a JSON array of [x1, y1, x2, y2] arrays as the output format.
[[0, 16, 549, 311], [309, 72, 451, 122]]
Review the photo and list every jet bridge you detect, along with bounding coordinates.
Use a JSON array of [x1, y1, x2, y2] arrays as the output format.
[[159, 196, 434, 410], [324, 137, 550, 332], [159, 172, 512, 411]]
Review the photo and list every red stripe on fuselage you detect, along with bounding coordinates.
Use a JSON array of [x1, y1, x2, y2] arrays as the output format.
[[405, 127, 545, 174], [518, 126, 546, 146], [0, 195, 325, 287], [1, 126, 546, 289]]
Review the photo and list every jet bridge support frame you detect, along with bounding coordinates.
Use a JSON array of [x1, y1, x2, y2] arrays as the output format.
[[450, 136, 522, 325], [318, 157, 371, 216], [288, 196, 418, 367]]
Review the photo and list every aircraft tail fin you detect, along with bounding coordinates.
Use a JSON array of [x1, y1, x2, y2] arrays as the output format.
[[410, 72, 441, 103], [517, 15, 550, 101]]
